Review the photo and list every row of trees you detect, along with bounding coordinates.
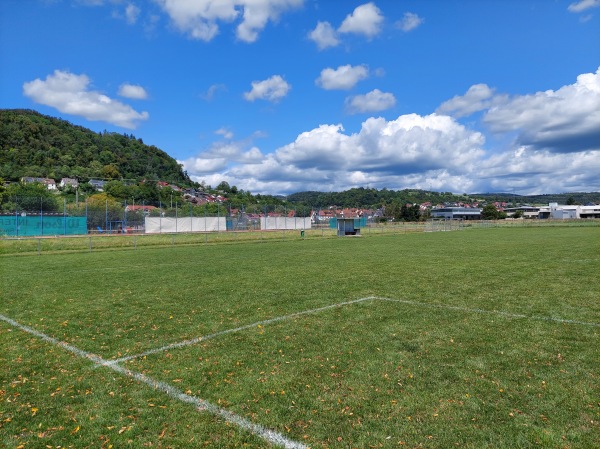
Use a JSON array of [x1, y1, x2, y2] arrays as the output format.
[[383, 201, 424, 222]]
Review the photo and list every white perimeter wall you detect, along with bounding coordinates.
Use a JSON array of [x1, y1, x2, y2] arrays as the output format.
[[261, 217, 312, 230], [145, 217, 227, 233]]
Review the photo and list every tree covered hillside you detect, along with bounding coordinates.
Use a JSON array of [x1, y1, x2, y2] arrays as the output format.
[[0, 109, 192, 184], [287, 188, 476, 209]]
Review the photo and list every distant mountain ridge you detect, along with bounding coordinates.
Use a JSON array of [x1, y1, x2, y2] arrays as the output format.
[[0, 109, 191, 184], [286, 189, 600, 208]]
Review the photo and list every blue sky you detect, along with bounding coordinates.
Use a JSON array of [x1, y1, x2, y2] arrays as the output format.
[[1, 0, 599, 195]]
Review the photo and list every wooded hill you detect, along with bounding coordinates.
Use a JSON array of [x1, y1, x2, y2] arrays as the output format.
[[287, 189, 472, 209], [0, 109, 192, 184]]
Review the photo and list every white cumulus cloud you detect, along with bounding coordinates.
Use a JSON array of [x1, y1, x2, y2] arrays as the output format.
[[567, 0, 600, 13], [275, 124, 351, 170], [184, 113, 487, 194], [23, 70, 149, 129], [338, 2, 384, 38], [154, 0, 302, 42], [272, 113, 483, 186], [396, 12, 423, 32], [244, 75, 291, 102], [308, 21, 340, 50], [236, 0, 303, 42], [483, 67, 600, 152], [436, 83, 505, 118], [477, 146, 600, 194], [183, 156, 230, 174], [118, 83, 148, 100], [182, 136, 265, 178], [345, 89, 396, 114], [315, 64, 369, 90]]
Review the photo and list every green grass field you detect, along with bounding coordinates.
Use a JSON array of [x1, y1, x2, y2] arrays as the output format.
[[1, 227, 599, 448]]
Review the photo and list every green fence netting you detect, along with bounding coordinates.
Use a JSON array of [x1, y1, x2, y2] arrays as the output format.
[[0, 215, 88, 237]]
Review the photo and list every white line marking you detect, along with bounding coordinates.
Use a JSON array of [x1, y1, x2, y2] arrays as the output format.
[[114, 295, 600, 364], [0, 313, 308, 449], [374, 297, 600, 327], [0, 314, 107, 365], [111, 296, 377, 364]]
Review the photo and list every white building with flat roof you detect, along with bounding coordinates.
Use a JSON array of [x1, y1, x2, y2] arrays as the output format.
[[430, 207, 482, 220], [538, 203, 600, 219]]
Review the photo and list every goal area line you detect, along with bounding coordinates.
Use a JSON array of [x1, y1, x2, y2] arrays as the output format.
[[116, 295, 599, 363]]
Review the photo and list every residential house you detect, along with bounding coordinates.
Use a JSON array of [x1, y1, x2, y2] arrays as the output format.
[[60, 178, 79, 189], [21, 177, 57, 190], [157, 181, 182, 191], [88, 179, 106, 191]]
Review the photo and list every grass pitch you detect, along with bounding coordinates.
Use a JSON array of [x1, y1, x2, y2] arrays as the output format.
[[1, 227, 599, 448]]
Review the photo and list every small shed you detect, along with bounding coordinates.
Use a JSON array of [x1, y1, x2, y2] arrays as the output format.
[[336, 218, 361, 236]]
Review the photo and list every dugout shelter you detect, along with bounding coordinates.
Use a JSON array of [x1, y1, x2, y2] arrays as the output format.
[[336, 217, 362, 236]]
